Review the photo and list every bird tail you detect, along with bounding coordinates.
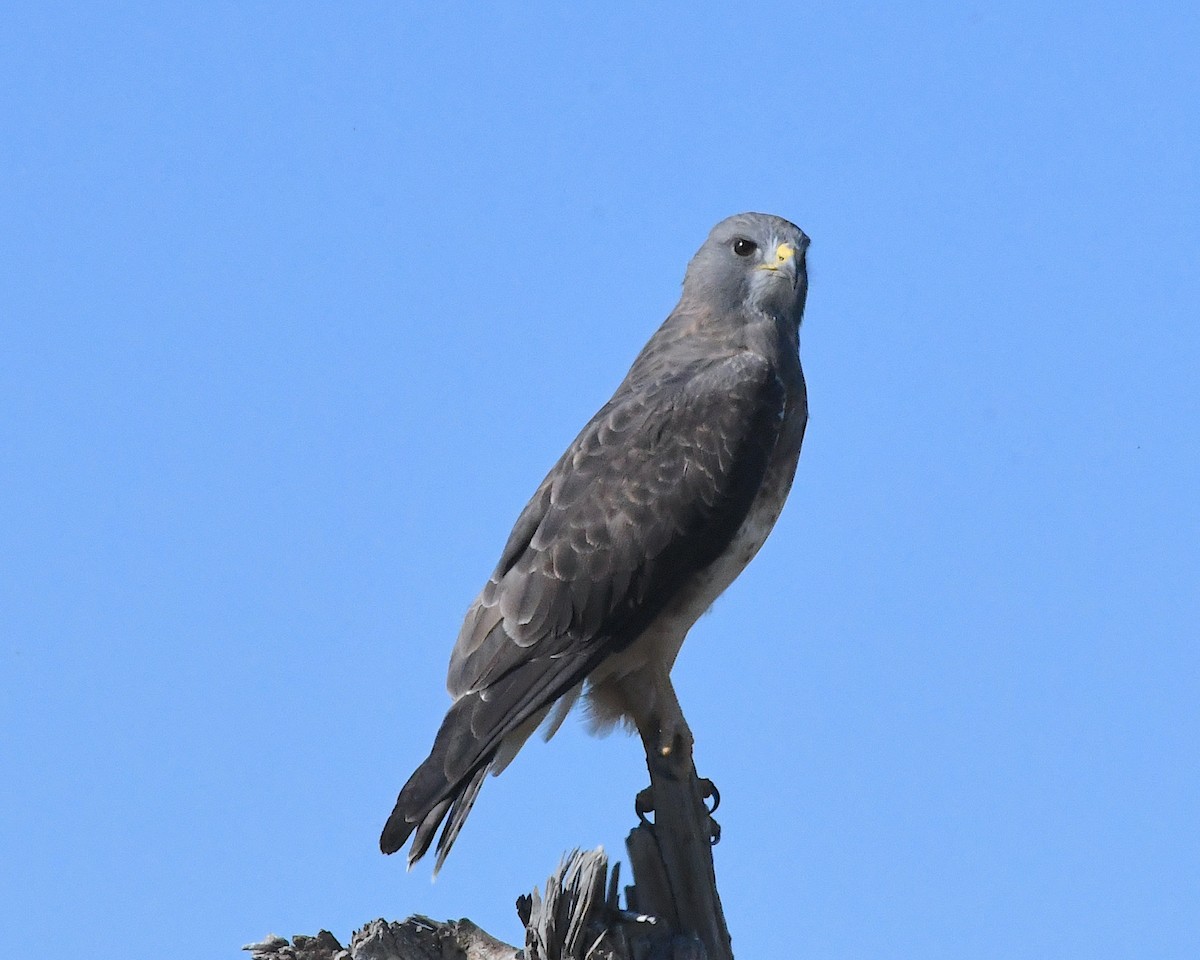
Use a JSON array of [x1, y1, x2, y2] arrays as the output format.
[[380, 758, 491, 875], [381, 653, 594, 871], [379, 695, 498, 872]]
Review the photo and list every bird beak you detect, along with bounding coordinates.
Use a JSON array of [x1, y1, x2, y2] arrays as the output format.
[[755, 242, 800, 285]]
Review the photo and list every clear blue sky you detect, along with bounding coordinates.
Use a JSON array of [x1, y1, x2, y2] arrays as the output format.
[[3, 4, 1197, 958]]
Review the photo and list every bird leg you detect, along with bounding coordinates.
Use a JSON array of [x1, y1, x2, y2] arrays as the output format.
[[623, 664, 694, 769], [636, 777, 722, 845], [625, 669, 721, 843], [624, 673, 732, 958]]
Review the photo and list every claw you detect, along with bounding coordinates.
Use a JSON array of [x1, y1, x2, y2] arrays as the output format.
[[635, 787, 655, 826], [697, 778, 721, 844]]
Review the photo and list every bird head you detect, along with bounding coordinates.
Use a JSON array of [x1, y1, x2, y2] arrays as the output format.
[[682, 212, 810, 326]]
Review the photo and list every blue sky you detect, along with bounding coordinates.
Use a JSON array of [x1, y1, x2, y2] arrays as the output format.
[[2, 3, 1197, 958]]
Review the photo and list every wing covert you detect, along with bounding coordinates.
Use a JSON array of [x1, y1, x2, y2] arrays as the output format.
[[446, 351, 787, 701]]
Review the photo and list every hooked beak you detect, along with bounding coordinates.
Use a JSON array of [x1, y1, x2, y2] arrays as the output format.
[[755, 242, 801, 286]]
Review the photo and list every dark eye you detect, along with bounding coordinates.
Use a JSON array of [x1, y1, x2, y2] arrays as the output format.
[[732, 238, 758, 257]]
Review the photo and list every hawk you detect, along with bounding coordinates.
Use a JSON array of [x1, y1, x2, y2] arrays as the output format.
[[381, 212, 810, 872]]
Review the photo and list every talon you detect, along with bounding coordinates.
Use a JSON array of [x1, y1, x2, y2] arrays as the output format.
[[635, 787, 655, 826], [709, 817, 722, 846], [699, 778, 721, 814]]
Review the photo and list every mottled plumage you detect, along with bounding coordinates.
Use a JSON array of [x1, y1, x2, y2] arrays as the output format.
[[381, 213, 810, 872]]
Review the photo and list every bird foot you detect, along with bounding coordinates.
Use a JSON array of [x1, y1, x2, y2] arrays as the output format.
[[635, 787, 655, 826], [634, 778, 722, 844], [700, 777, 721, 845]]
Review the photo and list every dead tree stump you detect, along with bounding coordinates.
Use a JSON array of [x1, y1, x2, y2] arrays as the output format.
[[247, 741, 734, 959]]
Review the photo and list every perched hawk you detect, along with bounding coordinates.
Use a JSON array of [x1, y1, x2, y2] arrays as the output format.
[[381, 212, 810, 871]]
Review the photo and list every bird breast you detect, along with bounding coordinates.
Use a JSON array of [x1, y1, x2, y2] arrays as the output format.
[[587, 376, 807, 693]]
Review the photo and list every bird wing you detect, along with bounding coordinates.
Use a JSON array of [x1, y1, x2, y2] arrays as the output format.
[[381, 349, 789, 865], [448, 348, 787, 702]]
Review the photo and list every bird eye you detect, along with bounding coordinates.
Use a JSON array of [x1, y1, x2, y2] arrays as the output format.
[[732, 238, 758, 257]]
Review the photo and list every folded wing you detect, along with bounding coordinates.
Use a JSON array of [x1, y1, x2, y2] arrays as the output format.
[[380, 351, 786, 870]]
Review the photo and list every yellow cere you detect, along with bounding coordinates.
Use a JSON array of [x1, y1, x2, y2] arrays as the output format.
[[756, 242, 796, 270]]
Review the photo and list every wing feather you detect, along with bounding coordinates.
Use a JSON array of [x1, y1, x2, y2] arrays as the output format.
[[447, 351, 785, 698], [383, 350, 789, 864]]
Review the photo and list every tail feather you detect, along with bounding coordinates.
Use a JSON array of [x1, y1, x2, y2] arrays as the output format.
[[404, 797, 449, 865], [379, 750, 495, 869], [381, 653, 595, 869], [432, 763, 490, 874], [379, 694, 490, 858]]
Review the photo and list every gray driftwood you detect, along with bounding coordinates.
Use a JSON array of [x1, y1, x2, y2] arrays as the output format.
[[246, 740, 732, 960]]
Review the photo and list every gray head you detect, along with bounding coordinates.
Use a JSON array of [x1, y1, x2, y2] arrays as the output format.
[[682, 212, 810, 326]]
